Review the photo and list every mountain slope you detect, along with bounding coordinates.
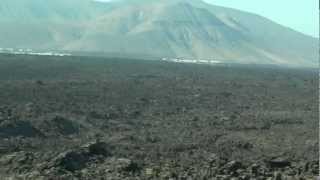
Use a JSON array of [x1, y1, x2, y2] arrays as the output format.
[[0, 0, 317, 67]]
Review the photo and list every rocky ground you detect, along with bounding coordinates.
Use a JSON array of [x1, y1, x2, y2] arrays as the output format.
[[0, 54, 318, 179]]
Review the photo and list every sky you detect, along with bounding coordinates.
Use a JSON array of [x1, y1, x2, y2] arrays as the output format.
[[97, 0, 319, 38], [203, 0, 319, 38]]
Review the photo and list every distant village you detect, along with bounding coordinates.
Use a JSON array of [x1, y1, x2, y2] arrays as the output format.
[[0, 48, 223, 65], [161, 57, 222, 65], [0, 48, 71, 57]]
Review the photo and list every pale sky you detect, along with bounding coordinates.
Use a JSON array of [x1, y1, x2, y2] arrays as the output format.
[[96, 0, 319, 38], [203, 0, 319, 38]]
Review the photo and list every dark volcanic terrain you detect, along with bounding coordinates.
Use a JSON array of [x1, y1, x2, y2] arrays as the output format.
[[0, 54, 318, 179]]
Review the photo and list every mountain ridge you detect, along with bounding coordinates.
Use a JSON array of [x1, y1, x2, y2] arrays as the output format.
[[0, 0, 317, 67]]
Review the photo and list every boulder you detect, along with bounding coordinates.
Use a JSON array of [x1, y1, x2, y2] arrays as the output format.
[[267, 157, 291, 169], [56, 150, 89, 172], [52, 141, 113, 172], [87, 142, 112, 157], [117, 158, 141, 173], [225, 161, 243, 172]]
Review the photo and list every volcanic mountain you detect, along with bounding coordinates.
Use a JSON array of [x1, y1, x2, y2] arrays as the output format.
[[0, 0, 317, 66]]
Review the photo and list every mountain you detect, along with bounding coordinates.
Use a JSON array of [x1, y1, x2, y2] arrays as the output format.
[[0, 0, 317, 67]]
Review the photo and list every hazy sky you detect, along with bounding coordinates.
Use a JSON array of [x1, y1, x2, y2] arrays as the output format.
[[97, 0, 319, 38], [203, 0, 319, 37]]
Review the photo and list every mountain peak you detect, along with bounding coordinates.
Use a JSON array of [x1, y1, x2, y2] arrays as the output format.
[[104, 0, 205, 6], [0, 0, 317, 67]]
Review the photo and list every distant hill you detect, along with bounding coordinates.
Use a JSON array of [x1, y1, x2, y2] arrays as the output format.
[[0, 0, 317, 67]]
